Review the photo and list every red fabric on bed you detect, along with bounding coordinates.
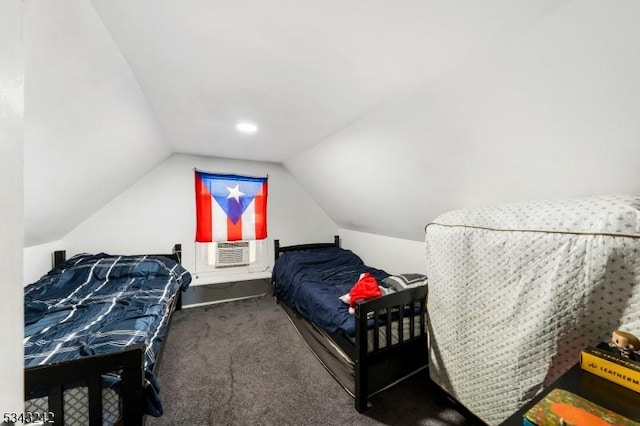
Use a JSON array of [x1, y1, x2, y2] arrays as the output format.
[[349, 272, 382, 308]]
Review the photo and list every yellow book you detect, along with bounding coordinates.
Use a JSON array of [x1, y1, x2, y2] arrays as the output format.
[[580, 346, 640, 394]]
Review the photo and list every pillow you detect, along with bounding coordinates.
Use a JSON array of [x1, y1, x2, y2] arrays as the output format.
[[339, 274, 427, 306], [339, 293, 351, 305], [381, 274, 428, 292]]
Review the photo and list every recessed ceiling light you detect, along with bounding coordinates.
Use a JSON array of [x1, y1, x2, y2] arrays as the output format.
[[236, 121, 258, 133]]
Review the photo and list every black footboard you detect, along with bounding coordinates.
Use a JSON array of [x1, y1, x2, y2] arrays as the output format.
[[25, 344, 145, 426], [354, 285, 428, 412]]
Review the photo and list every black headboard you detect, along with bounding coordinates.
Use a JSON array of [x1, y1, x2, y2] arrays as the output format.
[[52, 244, 183, 269], [273, 235, 340, 262]]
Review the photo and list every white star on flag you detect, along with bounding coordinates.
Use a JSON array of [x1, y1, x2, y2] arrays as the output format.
[[226, 184, 245, 202]]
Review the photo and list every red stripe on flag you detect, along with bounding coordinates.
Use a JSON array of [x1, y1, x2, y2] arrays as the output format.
[[254, 181, 268, 239], [194, 173, 213, 242], [227, 216, 243, 241]]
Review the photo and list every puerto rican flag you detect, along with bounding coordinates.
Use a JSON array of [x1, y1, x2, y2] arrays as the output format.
[[195, 171, 268, 242]]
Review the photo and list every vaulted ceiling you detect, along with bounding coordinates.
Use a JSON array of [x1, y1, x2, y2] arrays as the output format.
[[23, 0, 640, 245], [89, 0, 569, 162]]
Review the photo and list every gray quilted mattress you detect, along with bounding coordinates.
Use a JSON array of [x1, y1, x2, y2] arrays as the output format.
[[425, 194, 640, 425]]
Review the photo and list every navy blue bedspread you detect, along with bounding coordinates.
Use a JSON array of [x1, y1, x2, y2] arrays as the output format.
[[273, 246, 389, 336], [24, 253, 192, 417]]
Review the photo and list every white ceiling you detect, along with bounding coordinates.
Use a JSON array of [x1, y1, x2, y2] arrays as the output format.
[[89, 0, 569, 162]]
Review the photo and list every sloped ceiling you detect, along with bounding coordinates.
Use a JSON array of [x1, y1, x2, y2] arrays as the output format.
[[285, 0, 640, 240], [24, 0, 640, 246], [90, 0, 567, 162], [24, 0, 171, 246]]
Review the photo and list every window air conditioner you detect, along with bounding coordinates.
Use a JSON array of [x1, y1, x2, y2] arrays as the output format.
[[215, 242, 250, 267]]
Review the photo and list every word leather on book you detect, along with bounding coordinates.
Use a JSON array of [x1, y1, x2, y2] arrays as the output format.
[[581, 344, 640, 394]]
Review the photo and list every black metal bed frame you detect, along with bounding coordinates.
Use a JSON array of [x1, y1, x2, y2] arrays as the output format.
[[24, 244, 185, 426], [273, 236, 429, 412]]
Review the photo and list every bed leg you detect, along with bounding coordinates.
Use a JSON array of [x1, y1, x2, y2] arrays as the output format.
[[355, 359, 368, 412], [121, 348, 144, 426], [176, 290, 183, 311], [354, 301, 369, 412], [48, 384, 64, 426]]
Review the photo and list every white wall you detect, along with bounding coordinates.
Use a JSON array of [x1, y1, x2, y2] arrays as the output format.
[[0, 0, 24, 414], [23, 240, 64, 286], [23, 0, 171, 247], [339, 229, 425, 275], [24, 154, 338, 283], [285, 0, 640, 242]]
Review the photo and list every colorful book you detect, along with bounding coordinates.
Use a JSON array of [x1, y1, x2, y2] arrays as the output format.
[[522, 388, 639, 425], [581, 345, 640, 394]]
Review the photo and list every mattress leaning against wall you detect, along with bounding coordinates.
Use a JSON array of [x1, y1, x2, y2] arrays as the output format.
[[424, 194, 640, 426]]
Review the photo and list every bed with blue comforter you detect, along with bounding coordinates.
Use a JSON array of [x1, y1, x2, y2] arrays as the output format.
[[273, 246, 390, 336], [24, 250, 191, 425], [272, 238, 429, 412]]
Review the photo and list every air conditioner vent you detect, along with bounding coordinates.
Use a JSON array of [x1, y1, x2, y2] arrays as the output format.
[[215, 242, 250, 267]]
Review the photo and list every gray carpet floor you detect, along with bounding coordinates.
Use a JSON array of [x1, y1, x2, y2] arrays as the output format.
[[147, 295, 479, 426]]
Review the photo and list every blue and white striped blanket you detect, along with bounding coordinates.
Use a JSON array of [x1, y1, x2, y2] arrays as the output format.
[[24, 253, 192, 416]]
